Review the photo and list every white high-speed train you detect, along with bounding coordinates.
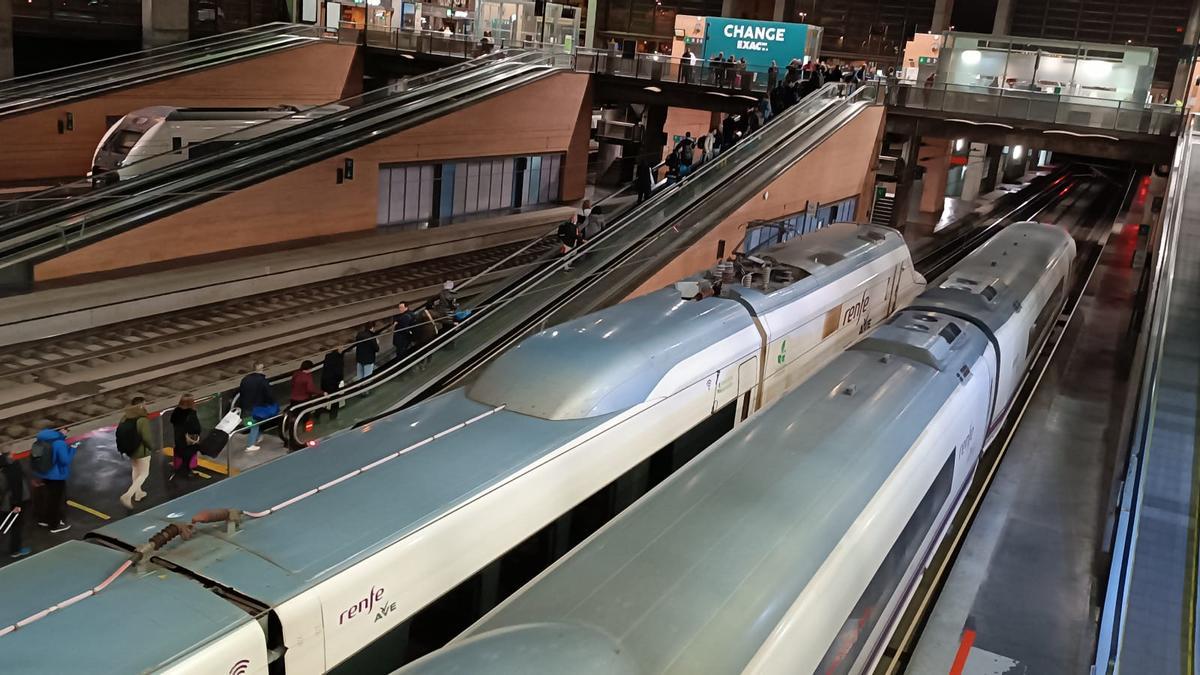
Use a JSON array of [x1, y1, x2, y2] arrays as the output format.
[[0, 223, 922, 674], [90, 104, 344, 184], [397, 222, 1076, 675]]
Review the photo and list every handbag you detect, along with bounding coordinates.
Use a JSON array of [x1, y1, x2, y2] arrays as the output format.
[[251, 403, 280, 421]]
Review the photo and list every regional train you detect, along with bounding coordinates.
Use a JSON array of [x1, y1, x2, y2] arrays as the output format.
[[0, 223, 923, 674], [90, 104, 344, 184], [397, 222, 1076, 675]]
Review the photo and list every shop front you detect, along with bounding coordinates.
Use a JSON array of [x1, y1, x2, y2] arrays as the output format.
[[936, 32, 1156, 105]]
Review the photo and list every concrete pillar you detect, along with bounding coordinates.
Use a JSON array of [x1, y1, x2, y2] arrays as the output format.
[[918, 137, 951, 214], [1171, 0, 1200, 101], [992, 0, 1014, 35], [585, 0, 596, 48], [931, 0, 954, 33], [722, 0, 735, 17], [980, 144, 1003, 194], [959, 142, 987, 202], [142, 0, 190, 49], [643, 103, 669, 163], [0, 0, 13, 80]]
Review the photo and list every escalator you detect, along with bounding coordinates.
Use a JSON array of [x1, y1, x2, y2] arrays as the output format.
[[0, 50, 568, 281], [0, 23, 321, 118], [285, 82, 881, 445]]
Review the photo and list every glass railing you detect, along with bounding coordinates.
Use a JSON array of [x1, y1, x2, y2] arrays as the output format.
[[1091, 113, 1196, 673], [285, 83, 864, 444], [0, 25, 324, 116], [0, 49, 531, 222], [886, 79, 1180, 136], [0, 51, 561, 276]]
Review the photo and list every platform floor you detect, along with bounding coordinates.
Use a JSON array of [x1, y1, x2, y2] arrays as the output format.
[[906, 216, 1139, 673]]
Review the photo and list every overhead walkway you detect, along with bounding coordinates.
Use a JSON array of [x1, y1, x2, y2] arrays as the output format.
[[0, 50, 567, 289], [1093, 114, 1200, 674], [285, 82, 880, 444], [0, 23, 319, 118]]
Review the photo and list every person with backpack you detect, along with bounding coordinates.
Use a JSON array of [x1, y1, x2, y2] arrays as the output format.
[[168, 394, 202, 480], [117, 396, 155, 509], [237, 363, 277, 453], [675, 132, 696, 178], [1, 448, 32, 557], [29, 426, 75, 533]]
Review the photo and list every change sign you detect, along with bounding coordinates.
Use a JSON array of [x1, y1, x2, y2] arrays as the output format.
[[702, 17, 809, 70]]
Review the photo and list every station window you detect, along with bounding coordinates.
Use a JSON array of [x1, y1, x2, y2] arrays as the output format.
[[379, 153, 563, 228], [742, 195, 858, 254]]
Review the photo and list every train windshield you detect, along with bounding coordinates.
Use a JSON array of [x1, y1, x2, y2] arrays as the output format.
[[103, 129, 143, 156]]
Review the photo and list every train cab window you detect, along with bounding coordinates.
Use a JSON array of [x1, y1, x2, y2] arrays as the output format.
[[172, 136, 183, 152], [105, 130, 143, 155]]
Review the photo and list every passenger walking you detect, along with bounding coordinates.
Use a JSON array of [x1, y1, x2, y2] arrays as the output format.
[[681, 48, 695, 84], [320, 349, 346, 420], [28, 427, 74, 533], [712, 51, 725, 86], [391, 301, 417, 362], [635, 158, 653, 203], [289, 361, 320, 408], [768, 60, 779, 90], [1, 448, 32, 557], [354, 324, 380, 382], [237, 363, 276, 452], [558, 215, 582, 270], [168, 395, 202, 480], [116, 397, 155, 509], [675, 132, 696, 178]]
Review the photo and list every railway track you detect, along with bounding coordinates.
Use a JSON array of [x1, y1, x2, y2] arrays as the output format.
[[0, 238, 554, 445]]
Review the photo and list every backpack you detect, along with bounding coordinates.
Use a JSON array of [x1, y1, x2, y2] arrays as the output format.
[[680, 142, 694, 165], [29, 438, 55, 474], [115, 418, 142, 456]]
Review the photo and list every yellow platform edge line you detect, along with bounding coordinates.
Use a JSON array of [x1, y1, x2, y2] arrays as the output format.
[[67, 500, 110, 520], [162, 446, 230, 476]]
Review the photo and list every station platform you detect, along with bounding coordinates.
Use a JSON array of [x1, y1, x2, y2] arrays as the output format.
[[907, 193, 1140, 673]]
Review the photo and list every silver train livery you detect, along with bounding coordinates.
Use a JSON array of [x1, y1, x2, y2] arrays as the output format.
[[397, 221, 1076, 675], [0, 223, 922, 674], [90, 104, 344, 183]]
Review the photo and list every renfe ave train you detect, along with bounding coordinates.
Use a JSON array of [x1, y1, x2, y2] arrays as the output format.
[[397, 221, 1075, 675], [0, 223, 923, 673]]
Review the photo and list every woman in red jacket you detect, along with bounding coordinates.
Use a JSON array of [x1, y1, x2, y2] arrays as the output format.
[[289, 361, 321, 408]]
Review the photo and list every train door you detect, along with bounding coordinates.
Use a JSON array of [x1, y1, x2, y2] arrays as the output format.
[[736, 356, 759, 422]]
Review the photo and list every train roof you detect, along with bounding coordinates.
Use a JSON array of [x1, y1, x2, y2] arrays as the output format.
[[709, 223, 910, 316], [0, 541, 253, 672], [402, 322, 992, 675], [91, 389, 604, 608], [467, 288, 758, 420], [914, 221, 1075, 331]]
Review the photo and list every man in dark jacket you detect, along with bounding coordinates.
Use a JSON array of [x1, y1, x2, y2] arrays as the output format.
[[636, 158, 654, 203], [354, 324, 379, 382], [30, 427, 75, 533], [238, 364, 275, 452], [320, 349, 346, 421], [2, 448, 31, 557], [392, 302, 417, 362]]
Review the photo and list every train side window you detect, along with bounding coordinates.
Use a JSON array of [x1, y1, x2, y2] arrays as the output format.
[[814, 453, 954, 675]]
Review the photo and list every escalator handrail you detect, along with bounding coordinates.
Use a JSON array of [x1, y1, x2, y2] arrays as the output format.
[[0, 58, 564, 267], [0, 48, 525, 220], [284, 84, 861, 440], [0, 51, 536, 241], [0, 26, 322, 117], [0, 22, 300, 91]]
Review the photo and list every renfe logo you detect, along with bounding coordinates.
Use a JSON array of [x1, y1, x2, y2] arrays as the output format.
[[340, 586, 385, 625], [229, 659, 250, 675], [339, 585, 400, 626]]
